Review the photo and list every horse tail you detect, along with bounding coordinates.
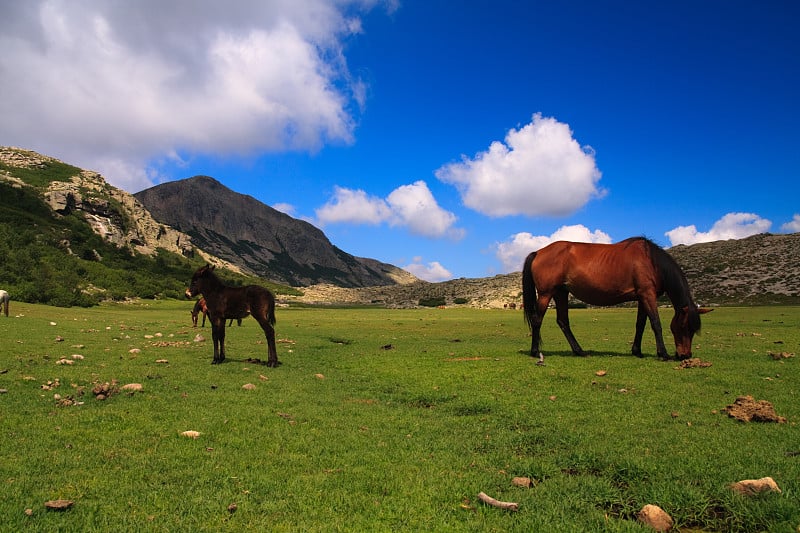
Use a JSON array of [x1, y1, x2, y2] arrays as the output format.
[[522, 251, 538, 331]]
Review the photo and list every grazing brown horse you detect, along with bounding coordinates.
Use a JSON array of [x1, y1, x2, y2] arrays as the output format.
[[522, 237, 711, 365], [191, 297, 208, 327], [186, 265, 278, 366]]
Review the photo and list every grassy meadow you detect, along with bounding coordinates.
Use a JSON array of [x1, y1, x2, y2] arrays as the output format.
[[0, 301, 798, 532]]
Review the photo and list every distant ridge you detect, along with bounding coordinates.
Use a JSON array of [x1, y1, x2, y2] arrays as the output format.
[[135, 176, 416, 287]]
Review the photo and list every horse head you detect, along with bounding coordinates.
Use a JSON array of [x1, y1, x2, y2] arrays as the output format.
[[670, 306, 713, 359], [186, 265, 216, 299]]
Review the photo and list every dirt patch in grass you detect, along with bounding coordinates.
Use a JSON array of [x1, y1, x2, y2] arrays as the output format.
[[724, 395, 786, 423]]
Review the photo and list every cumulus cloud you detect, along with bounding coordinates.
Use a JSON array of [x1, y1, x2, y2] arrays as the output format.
[[780, 214, 800, 233], [315, 186, 393, 226], [665, 212, 772, 246], [0, 1, 386, 192], [435, 113, 604, 217], [315, 181, 464, 239], [403, 257, 453, 282], [495, 224, 612, 273]]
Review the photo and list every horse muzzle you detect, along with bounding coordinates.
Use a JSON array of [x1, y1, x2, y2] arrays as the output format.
[[185, 288, 194, 299]]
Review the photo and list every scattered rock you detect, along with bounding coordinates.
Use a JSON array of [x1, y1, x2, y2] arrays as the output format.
[[724, 395, 786, 423], [768, 351, 794, 360], [637, 504, 673, 531], [730, 477, 781, 496], [121, 383, 143, 392], [227, 503, 238, 513], [92, 381, 119, 400], [511, 476, 533, 488], [315, 373, 325, 380], [129, 348, 141, 354], [155, 359, 169, 364], [193, 334, 205, 342], [242, 383, 256, 390], [676, 358, 712, 369], [595, 370, 607, 376], [44, 499, 74, 511], [181, 430, 201, 439]]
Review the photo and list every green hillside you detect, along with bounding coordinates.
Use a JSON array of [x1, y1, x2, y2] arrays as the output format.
[[0, 160, 294, 307]]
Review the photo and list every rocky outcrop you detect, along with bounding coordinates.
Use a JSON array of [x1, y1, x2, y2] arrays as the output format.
[[1, 147, 200, 261]]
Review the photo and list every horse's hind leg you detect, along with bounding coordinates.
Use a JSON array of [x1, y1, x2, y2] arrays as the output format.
[[632, 302, 647, 357], [254, 314, 279, 367], [554, 289, 587, 356]]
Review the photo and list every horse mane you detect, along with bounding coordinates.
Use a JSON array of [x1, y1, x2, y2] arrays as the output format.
[[640, 237, 701, 333]]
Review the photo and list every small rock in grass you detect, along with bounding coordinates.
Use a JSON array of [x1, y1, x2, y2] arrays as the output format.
[[511, 477, 533, 488], [181, 430, 201, 439], [637, 504, 673, 531], [242, 383, 256, 390], [595, 370, 607, 376], [121, 383, 143, 392], [730, 477, 781, 496], [44, 499, 74, 511]]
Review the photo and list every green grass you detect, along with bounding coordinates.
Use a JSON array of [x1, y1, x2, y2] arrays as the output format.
[[1, 303, 798, 531]]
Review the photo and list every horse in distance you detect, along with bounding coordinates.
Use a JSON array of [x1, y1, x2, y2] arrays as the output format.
[[191, 297, 208, 327], [185, 265, 279, 366], [522, 237, 712, 365]]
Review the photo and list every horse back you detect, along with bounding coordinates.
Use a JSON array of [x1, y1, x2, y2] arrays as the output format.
[[533, 239, 660, 304]]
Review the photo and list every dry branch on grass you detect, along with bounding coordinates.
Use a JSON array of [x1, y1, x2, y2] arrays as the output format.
[[477, 491, 518, 511]]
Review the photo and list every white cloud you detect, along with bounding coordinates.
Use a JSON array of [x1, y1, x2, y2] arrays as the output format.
[[315, 186, 393, 225], [386, 181, 465, 239], [0, 1, 382, 192], [495, 224, 612, 273], [665, 212, 772, 246], [403, 257, 453, 282], [435, 113, 604, 217], [315, 181, 464, 239], [780, 214, 800, 233]]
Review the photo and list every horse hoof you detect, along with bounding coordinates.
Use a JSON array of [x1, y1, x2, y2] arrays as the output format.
[[536, 360, 546, 366]]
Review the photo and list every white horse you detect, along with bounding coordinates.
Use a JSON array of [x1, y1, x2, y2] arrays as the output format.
[[0, 290, 8, 317]]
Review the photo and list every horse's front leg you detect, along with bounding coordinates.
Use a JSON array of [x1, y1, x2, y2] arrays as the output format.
[[631, 302, 648, 357], [265, 323, 279, 368], [554, 290, 586, 356], [211, 320, 226, 364], [641, 299, 669, 359]]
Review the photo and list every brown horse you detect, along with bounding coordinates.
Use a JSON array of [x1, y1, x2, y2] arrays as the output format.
[[186, 265, 278, 366], [192, 297, 241, 328], [191, 297, 208, 327], [522, 237, 711, 365]]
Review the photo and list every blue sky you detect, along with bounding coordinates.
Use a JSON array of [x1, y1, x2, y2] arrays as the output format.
[[1, 1, 798, 281]]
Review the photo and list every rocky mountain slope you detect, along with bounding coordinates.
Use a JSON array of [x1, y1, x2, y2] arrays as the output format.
[[287, 233, 800, 308], [1, 147, 198, 260], [134, 176, 416, 287]]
